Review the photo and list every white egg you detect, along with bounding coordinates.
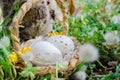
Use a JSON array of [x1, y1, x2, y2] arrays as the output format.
[[46, 35, 75, 57], [22, 52, 33, 62], [30, 41, 62, 64]]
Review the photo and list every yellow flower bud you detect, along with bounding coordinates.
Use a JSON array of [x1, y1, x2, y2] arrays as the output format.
[[48, 31, 64, 36], [55, 32, 59, 35], [22, 47, 32, 54], [60, 32, 64, 35], [10, 52, 18, 63]]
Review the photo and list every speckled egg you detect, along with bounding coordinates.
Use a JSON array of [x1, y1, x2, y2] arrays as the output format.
[[30, 41, 62, 64], [46, 35, 75, 57]]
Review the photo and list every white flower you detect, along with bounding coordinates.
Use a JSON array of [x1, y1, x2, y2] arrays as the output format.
[[111, 14, 120, 24], [79, 44, 99, 62], [105, 4, 114, 15], [104, 31, 119, 45], [0, 36, 10, 47], [73, 71, 87, 80]]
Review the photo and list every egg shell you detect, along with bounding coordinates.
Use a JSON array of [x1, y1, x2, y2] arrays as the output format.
[[30, 41, 62, 64], [22, 52, 33, 62], [46, 35, 75, 57]]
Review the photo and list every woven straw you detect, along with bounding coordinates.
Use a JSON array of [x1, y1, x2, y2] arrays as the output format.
[[68, 0, 75, 15], [11, 0, 81, 77], [56, 0, 69, 35]]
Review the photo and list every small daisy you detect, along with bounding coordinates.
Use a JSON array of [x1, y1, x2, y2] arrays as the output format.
[[1, 36, 10, 47], [105, 4, 114, 15], [111, 14, 120, 24], [72, 71, 87, 80], [79, 44, 99, 62], [104, 31, 119, 45]]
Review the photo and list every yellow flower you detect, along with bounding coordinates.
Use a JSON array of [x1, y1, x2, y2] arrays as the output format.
[[21, 47, 32, 54], [55, 32, 59, 35], [48, 31, 64, 36], [10, 52, 18, 63], [60, 32, 64, 35], [48, 31, 55, 36], [10, 46, 32, 63]]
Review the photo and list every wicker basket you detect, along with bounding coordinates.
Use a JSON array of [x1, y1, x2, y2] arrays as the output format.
[[11, 0, 81, 77]]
